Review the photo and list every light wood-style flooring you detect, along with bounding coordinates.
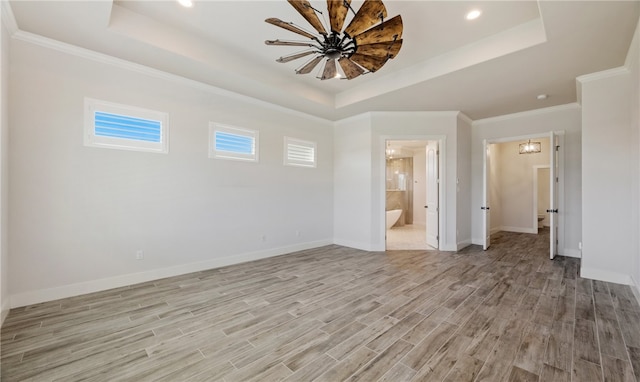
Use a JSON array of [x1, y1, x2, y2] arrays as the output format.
[[2, 230, 640, 381]]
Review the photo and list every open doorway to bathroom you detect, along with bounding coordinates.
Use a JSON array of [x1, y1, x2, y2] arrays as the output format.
[[385, 140, 438, 250]]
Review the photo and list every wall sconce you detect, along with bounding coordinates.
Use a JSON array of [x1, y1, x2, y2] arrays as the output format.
[[519, 139, 541, 154]]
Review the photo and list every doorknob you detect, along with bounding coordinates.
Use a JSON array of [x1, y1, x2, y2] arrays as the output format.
[[424, 205, 428, 208]]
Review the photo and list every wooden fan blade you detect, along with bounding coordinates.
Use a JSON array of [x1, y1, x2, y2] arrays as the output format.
[[296, 56, 324, 74], [327, 0, 351, 34], [288, 0, 327, 35], [321, 59, 337, 80], [343, 0, 387, 37], [276, 50, 316, 63], [296, 56, 323, 74], [354, 15, 403, 46], [265, 18, 317, 40], [266, 39, 316, 47], [338, 57, 364, 79], [355, 39, 402, 59], [350, 53, 388, 72]]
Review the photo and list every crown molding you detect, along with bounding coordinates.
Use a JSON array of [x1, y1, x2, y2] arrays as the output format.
[[1, 1, 18, 34], [576, 66, 630, 84], [457, 112, 473, 125], [473, 103, 580, 126], [12, 30, 333, 126]]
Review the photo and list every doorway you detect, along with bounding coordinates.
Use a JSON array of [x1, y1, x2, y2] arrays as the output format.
[[385, 140, 439, 250], [481, 132, 562, 259]]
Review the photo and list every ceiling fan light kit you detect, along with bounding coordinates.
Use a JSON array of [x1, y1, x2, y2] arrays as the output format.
[[265, 0, 403, 80]]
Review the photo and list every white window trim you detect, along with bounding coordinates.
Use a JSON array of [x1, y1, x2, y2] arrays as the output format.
[[84, 97, 169, 154], [209, 123, 259, 162], [284, 136, 317, 168]]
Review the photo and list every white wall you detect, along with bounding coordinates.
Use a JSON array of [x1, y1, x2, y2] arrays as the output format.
[[412, 147, 426, 226], [488, 143, 502, 232], [0, 2, 10, 324], [456, 115, 472, 248], [9, 38, 334, 307], [333, 114, 373, 249], [580, 69, 633, 284], [631, 18, 640, 299], [493, 139, 550, 233], [472, 105, 582, 258]]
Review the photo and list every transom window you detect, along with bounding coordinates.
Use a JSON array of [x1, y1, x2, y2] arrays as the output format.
[[84, 98, 169, 153], [284, 137, 316, 168], [209, 123, 259, 162]]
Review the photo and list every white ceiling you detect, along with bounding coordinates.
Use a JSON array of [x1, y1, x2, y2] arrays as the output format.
[[7, 0, 640, 121]]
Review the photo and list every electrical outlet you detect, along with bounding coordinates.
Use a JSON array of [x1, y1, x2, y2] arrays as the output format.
[[136, 250, 144, 260], [578, 242, 582, 250]]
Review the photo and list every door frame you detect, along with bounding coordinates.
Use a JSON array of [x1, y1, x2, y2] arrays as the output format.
[[482, 131, 565, 254], [380, 135, 446, 251]]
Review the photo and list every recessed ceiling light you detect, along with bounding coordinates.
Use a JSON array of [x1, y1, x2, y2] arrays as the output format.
[[537, 94, 548, 100], [466, 10, 481, 20], [177, 0, 193, 8]]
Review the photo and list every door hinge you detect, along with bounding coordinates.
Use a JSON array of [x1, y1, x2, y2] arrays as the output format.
[[436, 235, 439, 241], [556, 145, 560, 151]]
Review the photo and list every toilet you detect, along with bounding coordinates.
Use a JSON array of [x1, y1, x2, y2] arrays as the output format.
[[538, 214, 545, 228]]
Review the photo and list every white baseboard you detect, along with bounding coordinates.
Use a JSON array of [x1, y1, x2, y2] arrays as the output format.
[[499, 226, 537, 234], [580, 267, 633, 285], [561, 248, 582, 258], [1, 298, 9, 326], [333, 238, 377, 252], [631, 275, 640, 308], [456, 240, 472, 251], [10, 239, 333, 308]]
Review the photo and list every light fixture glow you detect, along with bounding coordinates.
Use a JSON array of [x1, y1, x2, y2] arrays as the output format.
[[466, 9, 482, 20], [519, 140, 541, 154], [177, 0, 193, 8]]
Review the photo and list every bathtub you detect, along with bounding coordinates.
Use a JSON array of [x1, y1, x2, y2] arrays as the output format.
[[386, 209, 402, 230]]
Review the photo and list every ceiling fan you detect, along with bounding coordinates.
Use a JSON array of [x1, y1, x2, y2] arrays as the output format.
[[265, 0, 403, 80]]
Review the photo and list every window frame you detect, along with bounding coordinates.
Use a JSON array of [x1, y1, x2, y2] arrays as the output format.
[[84, 98, 169, 154], [209, 123, 259, 162], [284, 136, 317, 168]]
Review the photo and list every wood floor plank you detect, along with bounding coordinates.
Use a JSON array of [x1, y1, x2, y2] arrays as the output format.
[[573, 358, 603, 382], [2, 232, 639, 382], [507, 365, 539, 382], [574, 318, 602, 365], [539, 363, 570, 382], [401, 321, 458, 371], [346, 339, 414, 382], [601, 355, 635, 382], [441, 354, 484, 382], [627, 346, 640, 382], [512, 323, 550, 374], [544, 321, 573, 372], [314, 347, 378, 382]]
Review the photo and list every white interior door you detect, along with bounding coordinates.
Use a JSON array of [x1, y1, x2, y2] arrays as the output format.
[[426, 141, 439, 248], [549, 132, 559, 259], [482, 140, 491, 250]]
